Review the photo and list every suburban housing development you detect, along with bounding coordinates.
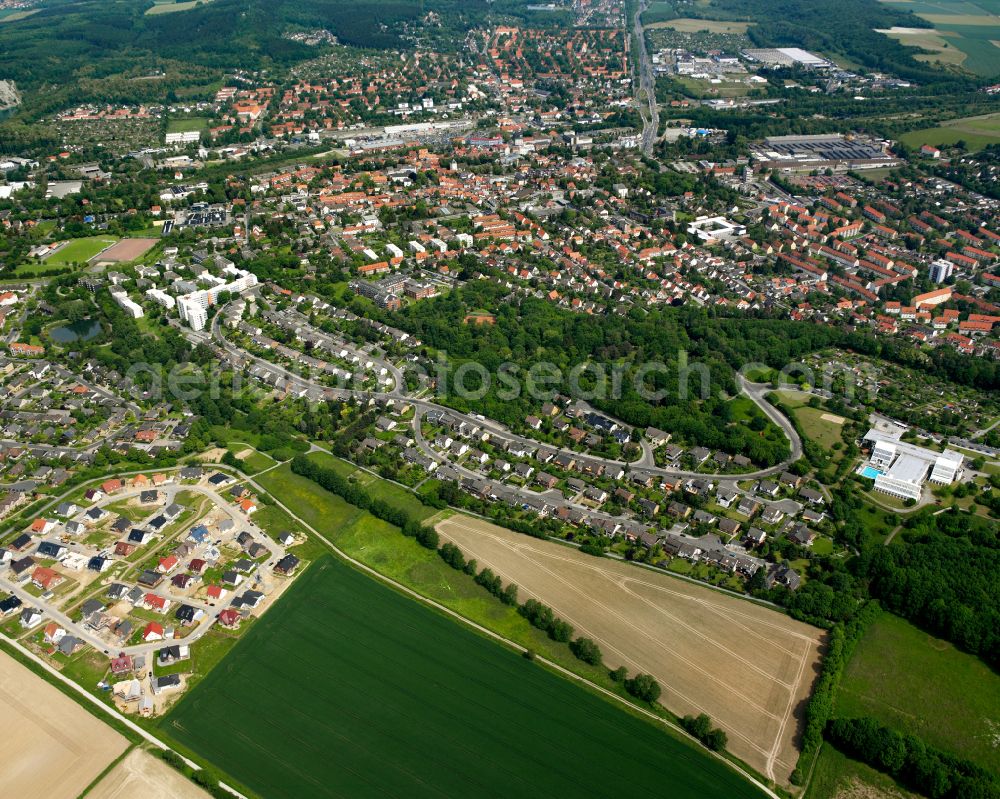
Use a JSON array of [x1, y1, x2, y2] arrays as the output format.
[[0, 0, 998, 798]]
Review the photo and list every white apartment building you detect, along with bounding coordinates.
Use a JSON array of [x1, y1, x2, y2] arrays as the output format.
[[145, 288, 176, 310], [110, 290, 144, 319], [177, 269, 258, 331]]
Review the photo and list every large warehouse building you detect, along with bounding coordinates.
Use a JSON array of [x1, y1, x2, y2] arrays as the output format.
[[750, 133, 901, 173]]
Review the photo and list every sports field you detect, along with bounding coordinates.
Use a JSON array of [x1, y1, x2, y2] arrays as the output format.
[[43, 235, 118, 265], [0, 651, 128, 799], [435, 516, 824, 785], [160, 557, 768, 799], [166, 117, 210, 133], [92, 237, 158, 263], [837, 612, 1000, 775]]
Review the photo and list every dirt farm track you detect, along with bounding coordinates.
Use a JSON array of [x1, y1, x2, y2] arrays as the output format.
[[436, 516, 825, 785]]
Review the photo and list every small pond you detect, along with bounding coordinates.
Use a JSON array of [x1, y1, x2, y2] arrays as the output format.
[[49, 319, 102, 343]]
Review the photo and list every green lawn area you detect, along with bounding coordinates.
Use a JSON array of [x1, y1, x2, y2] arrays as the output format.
[[900, 112, 1000, 152], [854, 504, 897, 543], [43, 236, 119, 265], [676, 76, 753, 98], [837, 612, 1000, 775], [304, 451, 436, 522], [226, 443, 275, 475], [808, 742, 918, 799], [256, 462, 364, 534], [303, 450, 358, 480], [792, 407, 845, 451], [159, 557, 767, 799]]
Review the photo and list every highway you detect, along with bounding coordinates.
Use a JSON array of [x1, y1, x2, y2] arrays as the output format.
[[632, 0, 660, 156]]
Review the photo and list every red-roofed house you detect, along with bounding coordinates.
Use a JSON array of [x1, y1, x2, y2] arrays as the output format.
[[218, 608, 241, 629], [142, 621, 164, 642], [32, 566, 62, 591]]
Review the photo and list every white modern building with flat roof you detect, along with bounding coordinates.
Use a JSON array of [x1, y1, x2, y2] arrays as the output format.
[[862, 429, 963, 501]]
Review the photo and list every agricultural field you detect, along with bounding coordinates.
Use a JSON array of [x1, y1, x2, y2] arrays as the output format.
[[878, 0, 1000, 75], [160, 557, 769, 799], [88, 748, 210, 799], [836, 612, 1000, 775], [877, 26, 969, 68], [145, 0, 218, 15], [900, 111, 1000, 151], [435, 516, 825, 785], [0, 652, 129, 799], [42, 235, 118, 265]]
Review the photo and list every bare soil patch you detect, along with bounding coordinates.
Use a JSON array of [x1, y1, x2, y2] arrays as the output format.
[[88, 748, 210, 799], [436, 515, 824, 785], [91, 238, 158, 263], [0, 652, 128, 799]]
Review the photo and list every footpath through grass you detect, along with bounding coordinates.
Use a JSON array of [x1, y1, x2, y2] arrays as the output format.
[[160, 556, 767, 799], [836, 612, 1000, 775]]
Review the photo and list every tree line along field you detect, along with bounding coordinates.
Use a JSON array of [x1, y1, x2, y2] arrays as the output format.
[[434, 514, 824, 786], [158, 557, 769, 799]]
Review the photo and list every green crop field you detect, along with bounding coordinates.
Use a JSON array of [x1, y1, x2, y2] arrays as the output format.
[[878, 0, 1000, 76], [43, 235, 119, 265], [160, 557, 767, 799], [836, 613, 1000, 775]]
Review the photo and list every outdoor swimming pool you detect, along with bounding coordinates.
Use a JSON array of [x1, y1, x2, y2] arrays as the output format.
[[860, 465, 882, 479]]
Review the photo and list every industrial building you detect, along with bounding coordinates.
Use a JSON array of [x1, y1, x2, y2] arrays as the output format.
[[741, 48, 833, 69], [861, 429, 963, 501], [750, 134, 901, 173]]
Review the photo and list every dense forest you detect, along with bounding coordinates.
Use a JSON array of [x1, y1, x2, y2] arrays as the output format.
[[862, 512, 1000, 667]]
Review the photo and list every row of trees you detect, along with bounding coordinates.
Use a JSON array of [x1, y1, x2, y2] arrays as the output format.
[[290, 456, 440, 550], [826, 717, 1000, 799], [680, 714, 728, 753], [792, 601, 882, 783]]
